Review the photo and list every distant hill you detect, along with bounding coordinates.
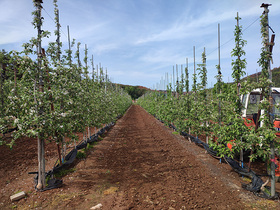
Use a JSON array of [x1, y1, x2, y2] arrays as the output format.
[[119, 67, 280, 99], [119, 84, 150, 100], [242, 67, 280, 86]]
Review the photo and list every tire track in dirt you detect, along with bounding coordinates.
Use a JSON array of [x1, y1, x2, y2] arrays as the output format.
[[67, 105, 245, 209]]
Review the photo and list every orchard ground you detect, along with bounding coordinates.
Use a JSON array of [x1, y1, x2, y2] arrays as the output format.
[[1, 105, 280, 209]]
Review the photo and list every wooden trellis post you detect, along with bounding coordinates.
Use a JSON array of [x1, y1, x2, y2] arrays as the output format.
[[260, 3, 275, 197], [34, 0, 45, 190]]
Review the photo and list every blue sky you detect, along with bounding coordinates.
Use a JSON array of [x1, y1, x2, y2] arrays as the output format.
[[1, 0, 280, 89]]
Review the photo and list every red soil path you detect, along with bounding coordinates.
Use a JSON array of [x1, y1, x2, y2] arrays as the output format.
[[1, 105, 280, 209]]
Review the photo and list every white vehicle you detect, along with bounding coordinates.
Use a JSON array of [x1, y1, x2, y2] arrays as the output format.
[[241, 87, 280, 178], [241, 87, 280, 132]]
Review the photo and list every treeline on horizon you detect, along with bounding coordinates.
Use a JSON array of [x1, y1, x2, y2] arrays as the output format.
[[120, 84, 149, 100]]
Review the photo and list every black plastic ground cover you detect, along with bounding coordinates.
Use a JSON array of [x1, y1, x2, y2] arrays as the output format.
[[180, 129, 280, 199], [28, 172, 63, 191], [180, 131, 219, 157], [155, 116, 278, 199], [30, 122, 115, 191], [2, 126, 18, 134], [169, 124, 177, 131], [52, 148, 78, 174]]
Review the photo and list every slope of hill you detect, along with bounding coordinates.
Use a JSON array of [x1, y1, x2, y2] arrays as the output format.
[[119, 84, 150, 100], [242, 67, 280, 86]]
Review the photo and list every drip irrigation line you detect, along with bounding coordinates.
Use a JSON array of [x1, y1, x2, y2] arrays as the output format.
[[153, 114, 279, 200], [29, 121, 116, 192]]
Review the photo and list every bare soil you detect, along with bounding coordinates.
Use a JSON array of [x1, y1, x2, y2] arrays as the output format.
[[1, 104, 280, 209]]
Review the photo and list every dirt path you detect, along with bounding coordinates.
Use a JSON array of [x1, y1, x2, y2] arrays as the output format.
[[58, 104, 245, 209], [86, 104, 246, 209], [2, 104, 280, 209]]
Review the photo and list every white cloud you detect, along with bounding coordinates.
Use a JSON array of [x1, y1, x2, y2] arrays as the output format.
[[94, 43, 120, 54], [1, 0, 280, 88], [139, 48, 182, 66], [0, 0, 34, 45]]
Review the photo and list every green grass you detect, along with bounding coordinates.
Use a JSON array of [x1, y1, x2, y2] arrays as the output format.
[[86, 143, 95, 149], [54, 168, 76, 178], [76, 151, 86, 159]]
